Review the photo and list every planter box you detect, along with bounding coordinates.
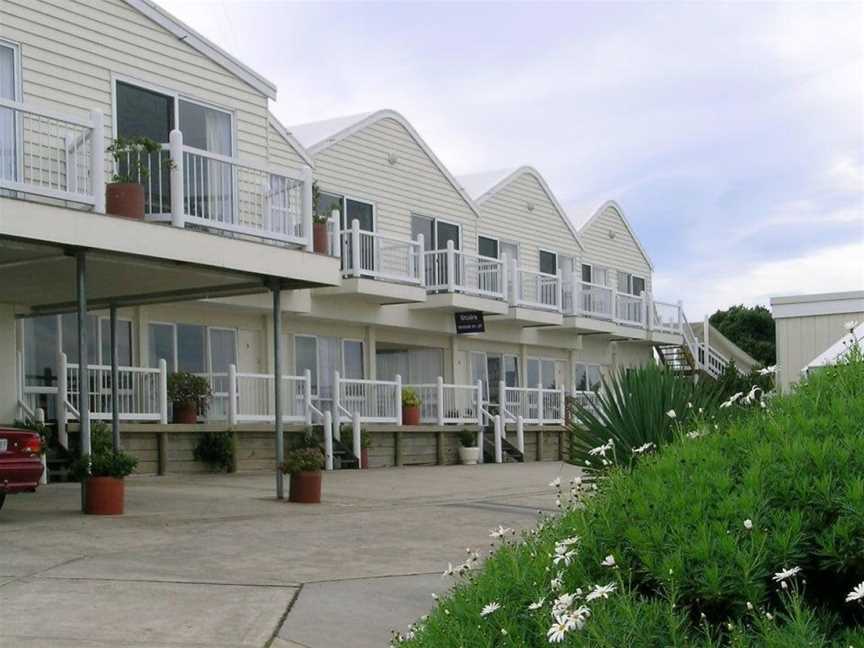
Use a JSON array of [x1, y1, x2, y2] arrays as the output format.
[[85, 477, 125, 515], [289, 471, 322, 503], [458, 446, 480, 465], [106, 183, 145, 219]]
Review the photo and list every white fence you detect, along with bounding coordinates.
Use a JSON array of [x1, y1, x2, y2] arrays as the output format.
[[228, 367, 311, 424], [652, 300, 683, 334], [511, 262, 561, 311], [424, 242, 505, 299], [339, 221, 423, 285], [66, 362, 165, 422], [334, 372, 402, 424], [404, 378, 483, 425], [615, 292, 645, 326], [0, 98, 103, 208], [500, 384, 566, 425]]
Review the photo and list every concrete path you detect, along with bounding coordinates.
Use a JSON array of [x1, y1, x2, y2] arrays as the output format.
[[0, 462, 580, 647]]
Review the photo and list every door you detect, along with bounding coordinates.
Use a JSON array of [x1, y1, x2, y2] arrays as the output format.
[[436, 220, 461, 287], [0, 42, 18, 184], [341, 198, 375, 274], [208, 328, 237, 420]]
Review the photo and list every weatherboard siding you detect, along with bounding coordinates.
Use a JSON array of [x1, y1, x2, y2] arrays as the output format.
[[0, 0, 299, 168], [476, 172, 581, 272], [267, 121, 307, 170], [579, 205, 652, 293], [311, 118, 478, 253]]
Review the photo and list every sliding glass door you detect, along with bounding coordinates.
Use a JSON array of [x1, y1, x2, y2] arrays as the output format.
[[0, 41, 18, 184]]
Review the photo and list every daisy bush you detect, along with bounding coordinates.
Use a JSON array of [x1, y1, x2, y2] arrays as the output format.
[[395, 348, 864, 646]]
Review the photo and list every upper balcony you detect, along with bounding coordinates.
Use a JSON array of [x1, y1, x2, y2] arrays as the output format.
[[0, 99, 314, 251]]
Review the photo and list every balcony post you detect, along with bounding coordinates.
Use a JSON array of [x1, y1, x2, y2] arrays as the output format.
[[304, 369, 312, 426], [333, 370, 341, 438], [395, 374, 403, 426], [169, 129, 185, 229], [645, 292, 653, 331], [475, 380, 483, 427], [559, 386, 566, 425], [556, 269, 563, 312], [351, 219, 361, 278], [445, 240, 456, 292], [323, 410, 334, 471], [436, 376, 444, 425], [302, 166, 313, 252], [494, 414, 503, 464], [228, 363, 237, 426], [352, 411, 362, 467], [516, 415, 524, 454], [537, 381, 544, 425], [501, 256, 509, 303], [272, 281, 284, 500], [416, 234, 425, 285], [56, 352, 68, 449], [510, 257, 519, 305], [89, 110, 105, 213], [572, 272, 581, 315], [498, 380, 506, 414], [158, 359, 168, 425], [612, 283, 619, 323]]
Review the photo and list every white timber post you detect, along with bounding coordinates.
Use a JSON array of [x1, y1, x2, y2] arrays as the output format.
[[304, 369, 313, 426], [477, 424, 484, 464], [332, 370, 341, 439], [158, 359, 168, 424], [645, 292, 653, 331], [351, 219, 361, 277], [416, 234, 425, 285], [559, 386, 566, 425], [302, 165, 313, 252], [537, 381, 544, 425], [475, 380, 483, 427], [494, 414, 503, 464], [329, 211, 340, 258], [501, 255, 508, 301], [227, 364, 237, 426], [511, 257, 519, 305], [572, 271, 580, 315], [323, 410, 334, 471], [612, 281, 619, 323], [498, 379, 506, 413], [395, 374, 403, 426], [352, 411, 362, 467], [704, 314, 710, 371], [169, 129, 185, 229], [556, 269, 564, 311], [516, 415, 525, 454], [436, 376, 445, 425], [446, 240, 456, 292], [89, 110, 105, 214], [56, 352, 68, 449]]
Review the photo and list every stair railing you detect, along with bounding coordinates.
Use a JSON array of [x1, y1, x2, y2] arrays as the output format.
[[498, 380, 525, 453]]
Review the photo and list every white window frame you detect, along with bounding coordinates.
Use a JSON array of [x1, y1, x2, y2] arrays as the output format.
[[1, 38, 24, 184], [294, 334, 320, 395], [146, 321, 238, 375], [573, 362, 604, 393], [413, 213, 463, 251], [341, 338, 365, 379], [538, 248, 559, 276], [527, 356, 559, 389], [96, 316, 134, 366], [477, 234, 499, 259]]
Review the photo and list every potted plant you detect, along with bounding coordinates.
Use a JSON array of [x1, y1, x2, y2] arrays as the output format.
[[311, 181, 335, 255], [105, 136, 171, 219], [72, 423, 138, 515], [458, 430, 480, 465], [402, 387, 422, 426], [167, 372, 212, 424], [283, 446, 325, 503]]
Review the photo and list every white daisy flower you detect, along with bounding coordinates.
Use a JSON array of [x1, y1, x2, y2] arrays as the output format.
[[480, 601, 501, 617], [743, 519, 753, 530], [549, 476, 561, 488], [758, 365, 776, 376], [489, 525, 512, 539], [547, 621, 567, 643], [633, 442, 655, 455], [553, 548, 576, 566], [772, 566, 801, 582], [666, 409, 677, 419], [601, 554, 616, 568], [585, 582, 617, 601], [844, 320, 859, 332], [528, 597, 546, 610], [846, 581, 864, 603]]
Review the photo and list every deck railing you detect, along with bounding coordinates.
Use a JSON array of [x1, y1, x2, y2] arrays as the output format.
[[0, 98, 103, 208], [500, 384, 566, 425], [424, 242, 505, 299], [334, 372, 402, 424], [510, 261, 561, 311], [339, 221, 423, 285], [228, 367, 310, 424], [404, 378, 483, 425], [652, 300, 683, 334], [615, 292, 645, 326]]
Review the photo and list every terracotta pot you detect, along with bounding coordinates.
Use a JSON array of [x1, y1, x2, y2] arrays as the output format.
[[402, 405, 421, 426], [106, 182, 145, 219], [85, 476, 125, 515], [289, 471, 322, 503], [313, 222, 329, 254], [361, 447, 369, 469], [172, 402, 198, 424]]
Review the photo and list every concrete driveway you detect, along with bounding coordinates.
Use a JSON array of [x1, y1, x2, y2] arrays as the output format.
[[0, 462, 581, 648]]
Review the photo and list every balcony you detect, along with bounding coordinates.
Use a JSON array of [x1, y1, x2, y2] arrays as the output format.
[[0, 99, 314, 249]]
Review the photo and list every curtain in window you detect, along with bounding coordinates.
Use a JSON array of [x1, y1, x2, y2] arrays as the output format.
[[0, 45, 16, 181], [149, 323, 176, 370]]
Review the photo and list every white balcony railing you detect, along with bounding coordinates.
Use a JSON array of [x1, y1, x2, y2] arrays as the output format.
[[509, 260, 561, 311], [66, 362, 165, 422], [405, 378, 483, 425], [227, 368, 311, 424], [652, 300, 683, 334], [424, 242, 505, 300], [0, 98, 103, 208], [615, 292, 645, 326], [334, 372, 402, 425], [339, 221, 424, 285], [500, 385, 566, 426]]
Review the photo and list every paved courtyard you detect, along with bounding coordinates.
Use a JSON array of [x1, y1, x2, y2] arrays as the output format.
[[0, 462, 581, 648]]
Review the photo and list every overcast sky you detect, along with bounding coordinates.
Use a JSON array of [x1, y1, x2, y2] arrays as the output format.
[[160, 0, 864, 319]]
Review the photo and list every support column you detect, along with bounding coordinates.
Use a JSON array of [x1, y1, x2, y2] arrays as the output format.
[[365, 326, 376, 380], [77, 251, 90, 512], [0, 305, 16, 424], [272, 281, 284, 499], [110, 303, 120, 451]]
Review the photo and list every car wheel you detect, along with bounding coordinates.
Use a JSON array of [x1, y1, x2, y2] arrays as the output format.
[[0, 493, 5, 511]]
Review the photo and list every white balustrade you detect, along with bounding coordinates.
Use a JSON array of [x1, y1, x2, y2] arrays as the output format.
[[404, 378, 483, 425], [230, 370, 309, 424], [512, 265, 561, 311], [500, 384, 565, 425], [334, 372, 401, 424], [615, 292, 645, 326], [65, 361, 165, 421], [424, 242, 505, 299], [339, 221, 423, 284], [652, 300, 683, 334]]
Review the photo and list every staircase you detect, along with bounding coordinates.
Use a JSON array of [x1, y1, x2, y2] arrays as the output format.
[[330, 436, 360, 470], [482, 427, 524, 463], [656, 312, 730, 381]]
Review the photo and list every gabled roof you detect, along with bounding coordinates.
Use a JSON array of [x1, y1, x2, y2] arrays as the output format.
[[573, 200, 654, 270], [457, 166, 584, 251], [287, 109, 480, 217], [125, 0, 278, 100], [268, 113, 315, 168]]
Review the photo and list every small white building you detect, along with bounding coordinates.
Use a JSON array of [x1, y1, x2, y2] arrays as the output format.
[[771, 291, 864, 392]]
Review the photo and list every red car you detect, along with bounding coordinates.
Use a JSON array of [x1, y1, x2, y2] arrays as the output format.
[[0, 427, 44, 511]]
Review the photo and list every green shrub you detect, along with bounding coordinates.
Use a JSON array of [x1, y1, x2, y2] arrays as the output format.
[[167, 372, 212, 412], [569, 363, 724, 472], [398, 352, 864, 646], [402, 387, 421, 407], [193, 431, 234, 472], [281, 447, 324, 474], [71, 422, 138, 480]]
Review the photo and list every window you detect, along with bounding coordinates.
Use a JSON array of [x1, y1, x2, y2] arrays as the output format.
[[618, 272, 646, 296], [376, 348, 442, 384], [411, 215, 461, 251], [436, 220, 460, 250], [342, 340, 364, 379], [23, 316, 59, 386], [116, 81, 175, 143], [178, 100, 231, 155], [318, 191, 343, 223], [527, 358, 557, 389], [344, 198, 374, 232], [539, 250, 557, 275], [574, 363, 603, 392], [99, 319, 133, 367], [149, 323, 175, 369], [177, 324, 207, 373], [478, 236, 499, 259], [411, 215, 434, 251], [61, 313, 98, 365], [471, 352, 519, 403], [503, 355, 519, 388], [294, 336, 318, 394], [581, 264, 592, 283], [0, 40, 20, 182]]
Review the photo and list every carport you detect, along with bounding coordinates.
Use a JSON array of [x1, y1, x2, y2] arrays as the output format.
[[0, 199, 341, 504]]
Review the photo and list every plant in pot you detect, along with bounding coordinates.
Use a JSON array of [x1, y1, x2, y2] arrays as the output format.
[[71, 423, 138, 515], [458, 430, 480, 465], [311, 181, 336, 255], [167, 372, 212, 424], [105, 136, 172, 219], [283, 446, 325, 503], [402, 387, 422, 426]]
